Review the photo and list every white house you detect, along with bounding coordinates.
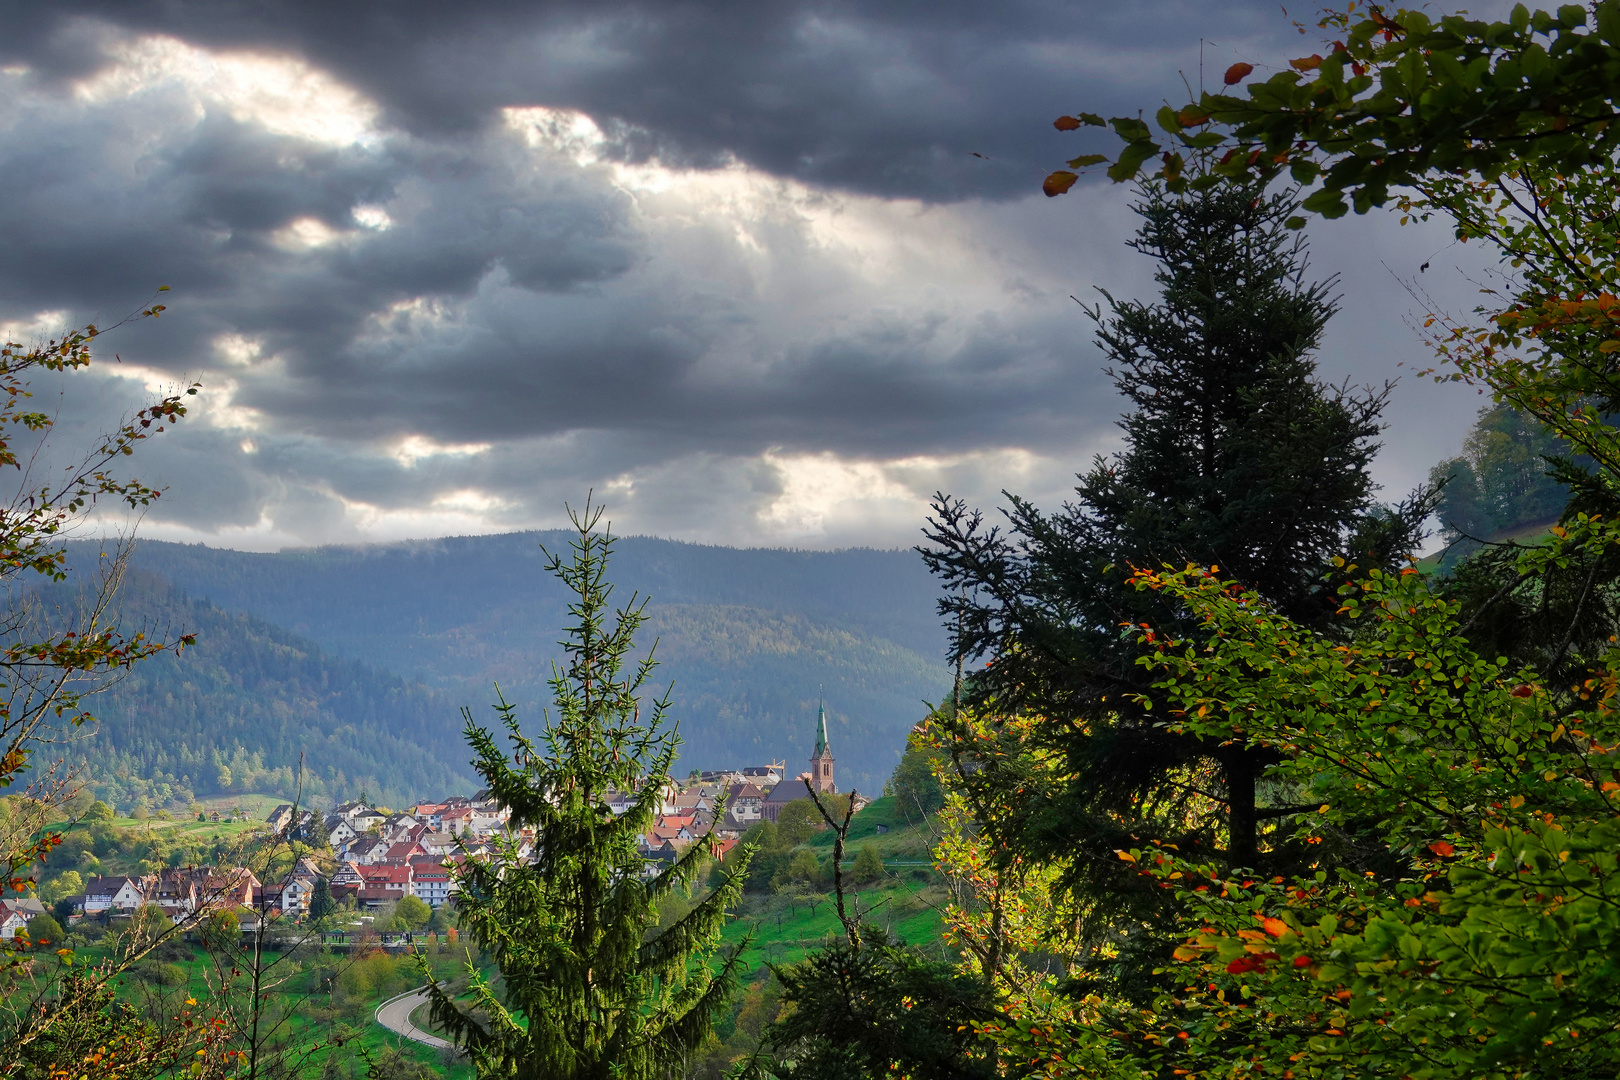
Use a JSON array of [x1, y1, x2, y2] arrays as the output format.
[[408, 861, 454, 907], [83, 876, 145, 913], [344, 835, 391, 865], [0, 904, 28, 940], [266, 876, 315, 915], [468, 801, 508, 835], [324, 815, 358, 849]]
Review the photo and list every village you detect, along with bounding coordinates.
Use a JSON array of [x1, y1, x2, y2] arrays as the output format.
[[2, 707, 857, 939]]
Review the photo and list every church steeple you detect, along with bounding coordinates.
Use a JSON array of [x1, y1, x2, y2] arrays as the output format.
[[810, 699, 835, 793]]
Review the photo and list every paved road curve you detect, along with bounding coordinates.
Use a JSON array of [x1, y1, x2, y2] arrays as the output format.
[[375, 987, 455, 1052]]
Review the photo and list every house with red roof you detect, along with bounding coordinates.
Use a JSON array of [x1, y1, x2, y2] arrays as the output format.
[[358, 864, 412, 896], [383, 841, 429, 864]]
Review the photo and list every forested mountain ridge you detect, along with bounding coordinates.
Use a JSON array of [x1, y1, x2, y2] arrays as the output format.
[[59, 534, 952, 803], [34, 571, 473, 811]]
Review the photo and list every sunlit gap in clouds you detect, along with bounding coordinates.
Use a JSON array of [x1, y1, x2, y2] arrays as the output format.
[[23, 32, 1118, 551]]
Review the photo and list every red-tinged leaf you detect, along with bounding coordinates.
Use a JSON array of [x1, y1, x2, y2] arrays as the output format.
[[1177, 107, 1210, 126], [1429, 840, 1455, 857], [1292, 955, 1312, 968], [1511, 683, 1536, 697], [1226, 953, 1275, 974], [1115, 849, 1137, 863], [1224, 62, 1254, 85], [1290, 55, 1323, 71], [1043, 171, 1080, 197], [1053, 115, 1082, 131], [1260, 917, 1289, 938]]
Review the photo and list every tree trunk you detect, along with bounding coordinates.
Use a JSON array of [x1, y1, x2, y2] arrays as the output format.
[[1224, 751, 1257, 870]]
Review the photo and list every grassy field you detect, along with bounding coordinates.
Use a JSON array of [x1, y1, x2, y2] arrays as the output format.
[[723, 883, 947, 973], [730, 794, 948, 972], [49, 935, 471, 1079], [24, 791, 946, 1074], [802, 794, 938, 862]]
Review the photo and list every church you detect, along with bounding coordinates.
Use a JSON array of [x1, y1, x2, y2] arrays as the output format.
[[761, 702, 835, 821]]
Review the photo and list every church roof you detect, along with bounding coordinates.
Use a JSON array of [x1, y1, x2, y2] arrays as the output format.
[[764, 778, 810, 804], [814, 702, 831, 757]]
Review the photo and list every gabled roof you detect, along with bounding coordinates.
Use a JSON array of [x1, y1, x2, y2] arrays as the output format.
[[763, 779, 810, 804]]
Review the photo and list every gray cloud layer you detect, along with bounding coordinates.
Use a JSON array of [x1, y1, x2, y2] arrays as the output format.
[[0, 2, 1495, 549]]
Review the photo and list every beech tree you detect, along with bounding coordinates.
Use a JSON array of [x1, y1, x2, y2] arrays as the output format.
[[0, 301, 221, 1075], [425, 502, 752, 1080]]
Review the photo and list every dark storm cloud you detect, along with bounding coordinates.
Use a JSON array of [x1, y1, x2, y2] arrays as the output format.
[[0, 0, 1287, 201], [0, 1, 1499, 547]]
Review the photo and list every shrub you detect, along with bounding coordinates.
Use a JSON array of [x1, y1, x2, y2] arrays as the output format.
[[852, 844, 885, 883]]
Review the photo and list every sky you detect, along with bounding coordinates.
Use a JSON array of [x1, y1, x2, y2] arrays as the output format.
[[0, 0, 1507, 552]]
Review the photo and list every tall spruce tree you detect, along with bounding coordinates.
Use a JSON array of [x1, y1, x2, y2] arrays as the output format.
[[921, 180, 1430, 945], [424, 502, 753, 1079]]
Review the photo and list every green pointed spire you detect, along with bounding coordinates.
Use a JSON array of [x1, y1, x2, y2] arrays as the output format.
[[814, 701, 831, 757]]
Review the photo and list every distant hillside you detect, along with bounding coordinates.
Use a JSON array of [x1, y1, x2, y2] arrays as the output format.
[[65, 534, 952, 796], [35, 572, 474, 812]]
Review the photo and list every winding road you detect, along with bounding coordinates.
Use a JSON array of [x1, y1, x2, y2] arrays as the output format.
[[374, 987, 455, 1052]]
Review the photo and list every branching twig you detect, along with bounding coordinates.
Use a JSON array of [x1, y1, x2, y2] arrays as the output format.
[[803, 781, 861, 950]]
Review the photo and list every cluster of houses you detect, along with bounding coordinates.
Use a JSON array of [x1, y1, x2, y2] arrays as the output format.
[[635, 704, 851, 867], [62, 863, 287, 931], [23, 707, 854, 935]]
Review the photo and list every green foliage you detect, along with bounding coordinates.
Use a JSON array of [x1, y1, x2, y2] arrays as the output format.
[[1054, 2, 1620, 215], [309, 875, 335, 923], [0, 309, 196, 903], [424, 504, 754, 1079], [42, 870, 82, 903], [337, 951, 419, 1007], [61, 788, 95, 819], [139, 962, 188, 987], [199, 909, 239, 954], [851, 844, 884, 884], [84, 801, 114, 822], [762, 932, 996, 1080], [393, 894, 431, 931], [1042, 552, 1620, 1078], [976, 19, 1620, 1078], [7, 971, 223, 1079], [888, 740, 945, 819], [25, 913, 64, 943], [364, 1046, 440, 1080], [772, 799, 821, 848], [1430, 405, 1572, 564], [782, 850, 823, 889]]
